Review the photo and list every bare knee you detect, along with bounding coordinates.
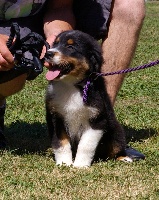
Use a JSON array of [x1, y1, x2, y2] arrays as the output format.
[[112, 0, 145, 27], [0, 74, 27, 99]]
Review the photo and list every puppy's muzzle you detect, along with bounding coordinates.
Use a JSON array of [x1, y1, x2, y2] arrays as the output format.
[[45, 51, 54, 60]]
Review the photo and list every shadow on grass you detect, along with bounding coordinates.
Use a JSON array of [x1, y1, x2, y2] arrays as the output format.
[[4, 120, 51, 155], [4, 121, 157, 155]]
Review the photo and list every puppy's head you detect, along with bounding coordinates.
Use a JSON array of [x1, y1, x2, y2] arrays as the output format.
[[45, 30, 103, 81]]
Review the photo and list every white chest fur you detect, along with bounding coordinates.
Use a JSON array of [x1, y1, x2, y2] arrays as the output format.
[[47, 80, 98, 139]]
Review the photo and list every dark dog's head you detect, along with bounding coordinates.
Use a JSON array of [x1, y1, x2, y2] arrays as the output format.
[[45, 30, 103, 81]]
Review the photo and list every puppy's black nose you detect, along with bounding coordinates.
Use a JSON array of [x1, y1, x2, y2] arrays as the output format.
[[45, 51, 54, 59]]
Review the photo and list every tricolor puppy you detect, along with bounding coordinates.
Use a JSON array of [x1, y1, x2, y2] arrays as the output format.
[[45, 30, 129, 168]]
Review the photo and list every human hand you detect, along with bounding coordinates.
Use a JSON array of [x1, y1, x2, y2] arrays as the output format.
[[41, 35, 56, 69], [0, 34, 14, 71]]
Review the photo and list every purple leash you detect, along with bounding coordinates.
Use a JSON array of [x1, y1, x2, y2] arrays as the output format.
[[83, 59, 159, 103]]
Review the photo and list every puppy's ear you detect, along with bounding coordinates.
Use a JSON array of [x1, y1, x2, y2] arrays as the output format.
[[89, 45, 103, 73]]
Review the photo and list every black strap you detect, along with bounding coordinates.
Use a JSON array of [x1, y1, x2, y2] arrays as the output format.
[[0, 22, 50, 84]]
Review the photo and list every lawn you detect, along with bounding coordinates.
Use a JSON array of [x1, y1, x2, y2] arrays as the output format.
[[0, 2, 159, 200]]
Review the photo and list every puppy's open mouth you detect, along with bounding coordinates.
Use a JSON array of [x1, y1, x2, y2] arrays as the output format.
[[46, 63, 74, 81]]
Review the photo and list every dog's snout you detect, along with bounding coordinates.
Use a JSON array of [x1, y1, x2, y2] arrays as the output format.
[[45, 51, 54, 59]]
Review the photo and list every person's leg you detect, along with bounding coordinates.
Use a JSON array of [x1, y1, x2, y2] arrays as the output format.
[[0, 14, 44, 147], [102, 0, 145, 105], [0, 73, 27, 147], [0, 99, 6, 148], [101, 0, 146, 160]]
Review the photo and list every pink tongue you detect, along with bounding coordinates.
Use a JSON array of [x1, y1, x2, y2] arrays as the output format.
[[46, 70, 60, 81]]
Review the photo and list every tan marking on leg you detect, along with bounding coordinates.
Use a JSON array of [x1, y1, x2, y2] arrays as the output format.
[[117, 156, 133, 162], [60, 131, 70, 147], [106, 143, 122, 158]]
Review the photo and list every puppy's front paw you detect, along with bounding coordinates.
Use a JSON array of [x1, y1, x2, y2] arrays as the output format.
[[54, 144, 73, 166], [55, 152, 73, 166], [73, 164, 89, 169], [73, 160, 90, 168], [56, 159, 73, 166]]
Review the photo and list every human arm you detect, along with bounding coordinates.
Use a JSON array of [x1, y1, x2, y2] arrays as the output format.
[[0, 34, 14, 71], [43, 0, 75, 46]]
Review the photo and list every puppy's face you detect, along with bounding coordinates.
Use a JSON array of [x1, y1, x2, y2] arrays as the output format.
[[45, 30, 102, 81]]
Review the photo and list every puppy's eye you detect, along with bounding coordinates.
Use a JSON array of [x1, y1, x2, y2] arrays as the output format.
[[54, 37, 60, 45], [66, 45, 74, 49], [53, 41, 59, 45]]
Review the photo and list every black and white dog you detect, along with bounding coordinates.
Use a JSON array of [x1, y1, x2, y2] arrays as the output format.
[[45, 30, 131, 168]]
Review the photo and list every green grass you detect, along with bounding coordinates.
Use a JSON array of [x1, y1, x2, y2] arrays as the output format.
[[0, 2, 159, 199]]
